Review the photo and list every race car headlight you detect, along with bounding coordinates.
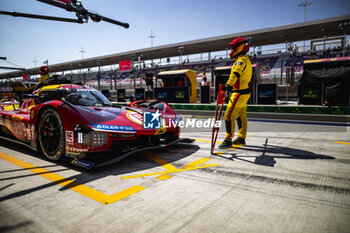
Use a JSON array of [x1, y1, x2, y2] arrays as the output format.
[[75, 130, 108, 147]]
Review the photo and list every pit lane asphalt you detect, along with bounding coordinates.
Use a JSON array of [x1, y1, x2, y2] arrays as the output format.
[[0, 118, 349, 233]]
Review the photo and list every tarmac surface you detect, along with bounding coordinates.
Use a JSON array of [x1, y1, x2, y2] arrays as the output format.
[[0, 116, 349, 233]]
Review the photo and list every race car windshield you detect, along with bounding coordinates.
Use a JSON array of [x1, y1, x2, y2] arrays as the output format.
[[65, 90, 112, 107]]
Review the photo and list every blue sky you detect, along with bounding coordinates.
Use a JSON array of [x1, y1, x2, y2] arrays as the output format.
[[0, 0, 349, 71]]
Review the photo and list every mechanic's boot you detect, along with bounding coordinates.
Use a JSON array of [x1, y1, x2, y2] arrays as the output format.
[[233, 137, 246, 146], [218, 138, 232, 149]]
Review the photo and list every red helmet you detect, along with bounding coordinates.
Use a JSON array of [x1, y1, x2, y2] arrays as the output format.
[[228, 37, 250, 59], [39, 66, 49, 75]]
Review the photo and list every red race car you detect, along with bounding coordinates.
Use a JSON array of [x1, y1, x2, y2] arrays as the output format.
[[0, 78, 187, 168]]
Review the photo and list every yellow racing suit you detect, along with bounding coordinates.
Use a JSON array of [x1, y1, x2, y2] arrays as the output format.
[[38, 73, 51, 84], [224, 54, 252, 139]]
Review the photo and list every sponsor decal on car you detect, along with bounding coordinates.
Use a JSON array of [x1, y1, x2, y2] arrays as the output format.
[[91, 123, 136, 133], [66, 146, 89, 153], [65, 131, 74, 143], [71, 158, 94, 169]]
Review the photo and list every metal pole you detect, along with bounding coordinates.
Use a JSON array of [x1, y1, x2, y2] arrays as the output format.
[[131, 54, 136, 91], [178, 46, 184, 68], [114, 68, 117, 90], [97, 60, 101, 90], [286, 68, 289, 104], [138, 55, 143, 88], [211, 58, 215, 90], [148, 30, 155, 48], [299, 0, 312, 51], [148, 30, 155, 65], [79, 63, 82, 83], [0, 10, 82, 23], [110, 72, 113, 90], [33, 57, 37, 68], [303, 2, 306, 52], [280, 60, 283, 85], [155, 62, 160, 89], [79, 47, 85, 60], [36, 0, 129, 28], [343, 24, 348, 57], [70, 64, 73, 83]]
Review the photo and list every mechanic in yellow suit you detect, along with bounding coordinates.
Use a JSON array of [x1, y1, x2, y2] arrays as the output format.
[[38, 66, 51, 84], [32, 65, 54, 92], [219, 37, 252, 149]]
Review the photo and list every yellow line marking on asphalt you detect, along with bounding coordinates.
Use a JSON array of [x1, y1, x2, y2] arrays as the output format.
[[147, 154, 177, 180], [121, 164, 219, 179], [147, 154, 179, 172], [183, 158, 211, 169], [123, 140, 222, 180], [156, 174, 173, 180], [0, 152, 145, 205], [334, 140, 350, 145], [147, 154, 218, 181], [195, 138, 218, 144]]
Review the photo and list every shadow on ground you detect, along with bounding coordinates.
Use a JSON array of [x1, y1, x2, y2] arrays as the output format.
[[213, 143, 335, 167]]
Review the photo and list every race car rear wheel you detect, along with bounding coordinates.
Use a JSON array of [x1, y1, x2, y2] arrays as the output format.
[[38, 108, 65, 161]]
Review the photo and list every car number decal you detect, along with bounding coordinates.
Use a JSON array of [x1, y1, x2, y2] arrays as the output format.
[[66, 131, 74, 143], [126, 111, 143, 125]]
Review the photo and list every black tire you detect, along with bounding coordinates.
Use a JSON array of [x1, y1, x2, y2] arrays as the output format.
[[38, 108, 65, 161]]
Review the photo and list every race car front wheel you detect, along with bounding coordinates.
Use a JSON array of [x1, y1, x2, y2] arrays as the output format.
[[38, 108, 65, 161]]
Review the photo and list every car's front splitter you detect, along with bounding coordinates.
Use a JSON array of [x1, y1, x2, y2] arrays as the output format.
[[68, 138, 194, 169]]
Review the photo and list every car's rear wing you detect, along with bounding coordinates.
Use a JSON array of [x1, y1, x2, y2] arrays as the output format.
[[10, 81, 36, 93]]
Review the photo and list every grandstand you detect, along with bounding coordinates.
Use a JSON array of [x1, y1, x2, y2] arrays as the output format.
[[48, 48, 349, 89]]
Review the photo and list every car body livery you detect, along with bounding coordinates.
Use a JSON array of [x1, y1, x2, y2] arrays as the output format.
[[0, 80, 183, 168]]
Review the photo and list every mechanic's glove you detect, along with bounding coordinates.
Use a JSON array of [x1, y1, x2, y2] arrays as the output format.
[[221, 85, 232, 92], [226, 84, 233, 93], [225, 91, 231, 103]]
